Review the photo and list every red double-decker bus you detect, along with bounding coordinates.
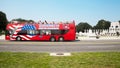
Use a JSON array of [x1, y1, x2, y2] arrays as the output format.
[[5, 21, 76, 41]]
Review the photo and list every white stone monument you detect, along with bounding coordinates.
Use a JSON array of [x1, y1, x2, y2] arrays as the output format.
[[88, 29, 97, 38]]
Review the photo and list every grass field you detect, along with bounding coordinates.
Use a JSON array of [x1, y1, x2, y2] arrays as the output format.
[[0, 52, 120, 68]]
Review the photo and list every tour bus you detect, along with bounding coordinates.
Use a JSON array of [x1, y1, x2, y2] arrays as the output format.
[[5, 21, 76, 41]]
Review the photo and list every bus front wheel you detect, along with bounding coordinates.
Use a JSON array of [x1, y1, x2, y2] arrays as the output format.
[[50, 37, 55, 42], [16, 36, 22, 41], [59, 37, 64, 42]]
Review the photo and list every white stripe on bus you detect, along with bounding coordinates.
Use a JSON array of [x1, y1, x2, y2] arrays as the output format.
[[20, 35, 30, 40], [9, 26, 14, 30], [26, 35, 33, 38]]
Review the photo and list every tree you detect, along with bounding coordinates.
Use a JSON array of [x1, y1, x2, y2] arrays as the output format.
[[93, 19, 111, 29], [0, 11, 8, 34], [12, 18, 27, 22], [11, 18, 34, 23], [28, 20, 34, 23], [76, 22, 92, 32]]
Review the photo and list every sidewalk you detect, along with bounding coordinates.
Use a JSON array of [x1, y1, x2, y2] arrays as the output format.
[[78, 36, 120, 40]]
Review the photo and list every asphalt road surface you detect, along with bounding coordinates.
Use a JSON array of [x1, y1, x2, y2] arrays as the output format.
[[0, 40, 120, 52]]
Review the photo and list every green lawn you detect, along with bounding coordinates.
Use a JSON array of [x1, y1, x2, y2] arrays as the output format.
[[0, 52, 120, 68]]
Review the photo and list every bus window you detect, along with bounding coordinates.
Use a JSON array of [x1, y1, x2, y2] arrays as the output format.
[[40, 30, 51, 35], [60, 30, 69, 34], [17, 30, 27, 35], [51, 30, 68, 35], [40, 30, 46, 35], [35, 30, 40, 35], [45, 30, 51, 35], [27, 30, 36, 35], [51, 30, 61, 35]]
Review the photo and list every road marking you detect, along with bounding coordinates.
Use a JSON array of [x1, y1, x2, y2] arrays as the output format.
[[50, 53, 71, 56]]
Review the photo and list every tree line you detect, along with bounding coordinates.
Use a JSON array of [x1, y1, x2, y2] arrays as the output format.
[[0, 11, 119, 34], [11, 18, 34, 23], [0, 11, 8, 34], [76, 20, 111, 33]]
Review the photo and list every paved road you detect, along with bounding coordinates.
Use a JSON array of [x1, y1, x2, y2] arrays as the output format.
[[0, 40, 120, 52]]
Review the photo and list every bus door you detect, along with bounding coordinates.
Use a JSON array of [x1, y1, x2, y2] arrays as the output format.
[[9, 29, 15, 40]]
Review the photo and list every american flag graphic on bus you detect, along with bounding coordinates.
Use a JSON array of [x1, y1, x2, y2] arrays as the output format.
[[22, 25, 36, 30], [22, 24, 36, 37], [10, 24, 36, 40]]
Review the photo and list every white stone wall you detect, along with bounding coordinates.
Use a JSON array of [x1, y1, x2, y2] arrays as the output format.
[[77, 22, 120, 36], [0, 35, 5, 40]]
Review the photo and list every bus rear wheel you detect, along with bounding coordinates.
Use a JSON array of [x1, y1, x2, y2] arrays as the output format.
[[59, 37, 64, 42], [16, 36, 22, 41], [50, 37, 55, 42]]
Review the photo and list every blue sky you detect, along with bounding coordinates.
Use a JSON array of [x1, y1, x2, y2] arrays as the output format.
[[0, 0, 120, 26]]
